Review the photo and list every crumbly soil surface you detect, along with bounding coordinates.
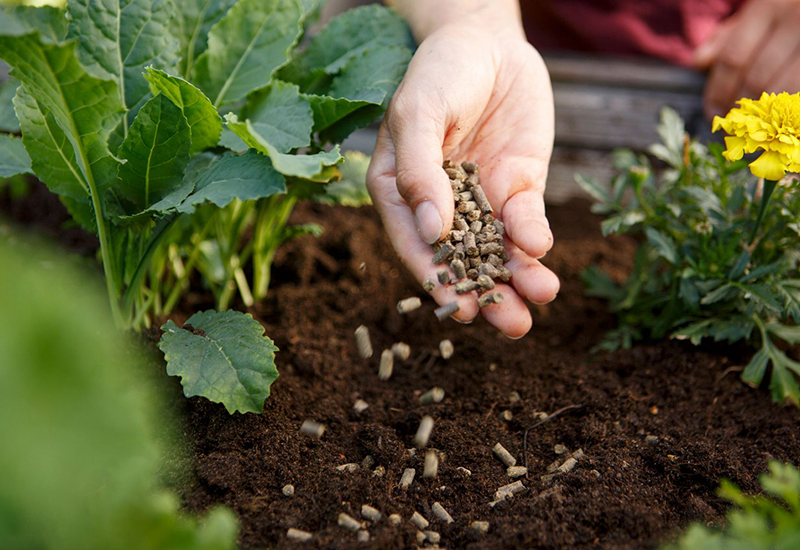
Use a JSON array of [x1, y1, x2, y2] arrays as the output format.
[[4, 185, 799, 550]]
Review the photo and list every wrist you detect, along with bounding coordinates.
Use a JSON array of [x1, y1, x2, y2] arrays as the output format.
[[389, 0, 524, 42]]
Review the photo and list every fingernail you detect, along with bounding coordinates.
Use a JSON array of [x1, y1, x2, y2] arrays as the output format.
[[451, 315, 473, 324], [502, 332, 524, 340], [415, 200, 443, 244]]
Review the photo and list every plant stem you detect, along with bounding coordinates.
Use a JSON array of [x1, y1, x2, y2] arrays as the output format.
[[253, 196, 296, 300], [163, 220, 214, 315], [750, 179, 778, 243], [88, 182, 125, 327]]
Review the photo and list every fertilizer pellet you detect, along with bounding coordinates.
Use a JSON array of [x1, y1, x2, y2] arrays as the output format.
[[282, 484, 295, 496], [557, 457, 577, 474], [361, 504, 381, 522], [493, 443, 517, 467], [478, 262, 500, 279], [414, 416, 435, 447], [509, 391, 521, 403], [463, 231, 479, 257], [434, 301, 460, 321], [357, 530, 369, 542], [479, 242, 504, 256], [466, 209, 481, 222], [478, 292, 504, 308], [507, 466, 527, 478], [470, 220, 483, 233], [419, 387, 445, 405], [388, 514, 402, 525], [445, 165, 467, 181], [437, 270, 450, 284], [456, 467, 472, 476], [572, 448, 585, 460], [397, 297, 422, 314], [476, 274, 495, 291], [471, 521, 490, 533], [432, 243, 455, 264], [391, 342, 411, 361], [439, 339, 454, 359], [373, 465, 386, 477], [287, 528, 313, 542], [500, 410, 513, 422], [423, 450, 439, 478], [362, 455, 375, 469], [353, 399, 369, 413], [415, 531, 427, 544], [431, 502, 454, 523], [338, 513, 362, 532], [462, 161, 479, 174], [378, 349, 394, 380], [423, 278, 436, 292], [645, 435, 659, 446], [424, 530, 441, 544], [455, 280, 480, 294], [354, 326, 373, 359], [300, 420, 325, 438], [458, 200, 478, 214], [400, 468, 416, 489], [411, 511, 430, 530], [554, 444, 567, 455], [495, 480, 525, 501], [450, 259, 467, 280], [471, 184, 493, 214], [337, 463, 359, 473]]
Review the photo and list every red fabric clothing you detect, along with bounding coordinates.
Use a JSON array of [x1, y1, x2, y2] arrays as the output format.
[[521, 0, 746, 66]]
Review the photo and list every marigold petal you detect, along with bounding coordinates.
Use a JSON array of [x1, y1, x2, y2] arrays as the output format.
[[749, 150, 787, 180], [722, 136, 747, 161]]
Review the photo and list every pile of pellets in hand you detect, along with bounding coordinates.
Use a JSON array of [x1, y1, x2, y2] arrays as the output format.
[[430, 161, 509, 311]]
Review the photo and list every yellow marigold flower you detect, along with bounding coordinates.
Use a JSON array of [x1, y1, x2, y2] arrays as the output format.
[[712, 92, 800, 181]]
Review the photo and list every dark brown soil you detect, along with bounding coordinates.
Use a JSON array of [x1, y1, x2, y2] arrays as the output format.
[[5, 184, 799, 549]]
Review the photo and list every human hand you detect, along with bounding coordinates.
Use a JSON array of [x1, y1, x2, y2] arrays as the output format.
[[367, 5, 559, 338], [694, 0, 800, 119]]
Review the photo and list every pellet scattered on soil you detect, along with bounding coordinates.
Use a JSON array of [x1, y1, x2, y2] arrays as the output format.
[[427, 161, 511, 316], [554, 444, 567, 455], [500, 410, 513, 422], [414, 415, 434, 447], [378, 349, 394, 380], [645, 435, 659, 446], [357, 530, 369, 542], [286, 528, 313, 542], [424, 530, 441, 544], [509, 391, 521, 403], [558, 457, 578, 474], [338, 513, 362, 531], [353, 399, 369, 413], [388, 514, 402, 525], [362, 455, 375, 469], [282, 484, 295, 496], [434, 301, 460, 321], [397, 297, 422, 314], [493, 443, 517, 467], [354, 325, 372, 359], [361, 504, 381, 522], [300, 420, 325, 438], [411, 511, 430, 530], [423, 450, 439, 478], [471, 521, 490, 533], [456, 467, 472, 476], [400, 467, 416, 489], [336, 463, 359, 473], [432, 502, 454, 523], [391, 342, 411, 361], [495, 480, 525, 501], [419, 387, 445, 405], [439, 339, 454, 359], [507, 466, 527, 478]]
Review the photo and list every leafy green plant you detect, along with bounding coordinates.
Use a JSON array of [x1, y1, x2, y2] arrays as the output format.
[[666, 461, 800, 550], [578, 107, 800, 405], [0, 1, 411, 412], [0, 236, 237, 550]]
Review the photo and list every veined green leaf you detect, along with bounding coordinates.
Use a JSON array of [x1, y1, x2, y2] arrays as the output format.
[[175, 150, 286, 213], [159, 310, 279, 414], [0, 5, 68, 44], [225, 114, 342, 180], [68, 0, 178, 129], [0, 133, 31, 177], [329, 44, 411, 101], [171, 0, 238, 78], [0, 35, 123, 197], [117, 94, 191, 212], [0, 76, 20, 132], [192, 0, 302, 107], [575, 173, 612, 205], [144, 67, 222, 153], [644, 227, 678, 265], [742, 347, 770, 388], [303, 89, 385, 134], [282, 4, 412, 88], [316, 150, 372, 207], [245, 80, 312, 153]]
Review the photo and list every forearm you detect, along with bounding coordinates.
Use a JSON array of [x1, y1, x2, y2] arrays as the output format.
[[386, 0, 524, 42]]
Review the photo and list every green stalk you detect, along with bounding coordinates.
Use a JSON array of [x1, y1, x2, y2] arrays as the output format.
[[87, 177, 124, 327], [120, 215, 179, 323], [163, 220, 213, 315], [750, 179, 778, 243], [253, 195, 297, 300]]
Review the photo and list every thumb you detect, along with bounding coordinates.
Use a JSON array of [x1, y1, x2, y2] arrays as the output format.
[[387, 98, 454, 244]]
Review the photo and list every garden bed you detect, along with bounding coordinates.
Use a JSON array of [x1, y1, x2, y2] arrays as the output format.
[[4, 186, 799, 549]]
